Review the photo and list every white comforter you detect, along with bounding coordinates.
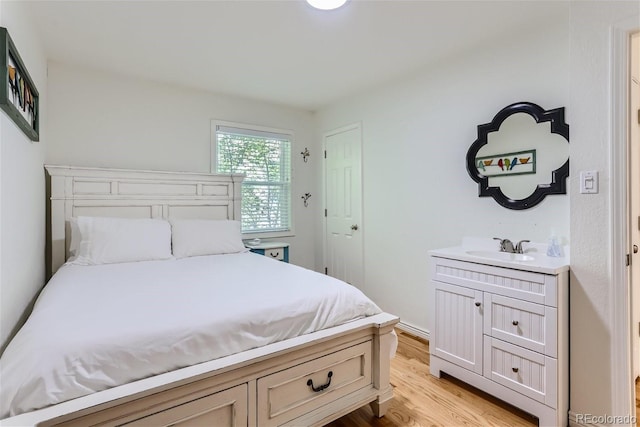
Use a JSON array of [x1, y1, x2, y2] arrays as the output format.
[[0, 253, 382, 418]]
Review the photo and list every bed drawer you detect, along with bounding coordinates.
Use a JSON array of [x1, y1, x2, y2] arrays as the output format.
[[125, 384, 247, 426], [484, 293, 557, 357], [55, 383, 248, 427], [483, 337, 557, 407], [257, 340, 372, 426]]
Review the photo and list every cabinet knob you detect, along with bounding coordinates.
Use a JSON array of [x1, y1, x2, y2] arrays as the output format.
[[512, 320, 519, 326], [475, 302, 481, 307], [512, 367, 519, 373]]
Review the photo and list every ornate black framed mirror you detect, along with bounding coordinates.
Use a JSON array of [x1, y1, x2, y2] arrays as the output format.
[[466, 102, 569, 210]]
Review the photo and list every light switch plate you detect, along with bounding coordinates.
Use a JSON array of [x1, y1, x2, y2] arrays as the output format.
[[580, 170, 599, 194]]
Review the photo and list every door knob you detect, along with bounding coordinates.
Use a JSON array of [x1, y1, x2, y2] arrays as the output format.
[[634, 245, 638, 254], [351, 224, 359, 231]]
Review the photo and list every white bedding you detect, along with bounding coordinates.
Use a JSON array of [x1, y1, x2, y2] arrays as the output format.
[[0, 253, 382, 418]]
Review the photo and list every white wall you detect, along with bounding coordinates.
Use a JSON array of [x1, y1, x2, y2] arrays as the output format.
[[46, 64, 319, 269], [569, 1, 639, 420], [315, 19, 570, 331], [0, 1, 47, 350]]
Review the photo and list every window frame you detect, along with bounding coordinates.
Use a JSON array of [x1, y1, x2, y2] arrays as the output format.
[[211, 120, 295, 239]]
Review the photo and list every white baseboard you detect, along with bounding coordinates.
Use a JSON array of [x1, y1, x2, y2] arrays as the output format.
[[395, 321, 430, 342]]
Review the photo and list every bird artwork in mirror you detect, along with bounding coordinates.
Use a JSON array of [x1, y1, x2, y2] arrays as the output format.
[[466, 102, 569, 210]]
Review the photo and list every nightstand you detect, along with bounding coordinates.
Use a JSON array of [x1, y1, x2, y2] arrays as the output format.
[[247, 242, 289, 263]]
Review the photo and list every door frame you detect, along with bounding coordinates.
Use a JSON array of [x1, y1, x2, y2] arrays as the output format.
[[611, 17, 639, 420], [630, 32, 640, 382], [322, 122, 364, 281]]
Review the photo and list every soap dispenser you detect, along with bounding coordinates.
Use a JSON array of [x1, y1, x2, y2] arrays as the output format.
[[546, 231, 562, 257]]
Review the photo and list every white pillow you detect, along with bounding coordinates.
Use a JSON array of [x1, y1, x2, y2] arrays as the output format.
[[171, 219, 247, 258], [70, 216, 173, 265], [68, 217, 81, 258]]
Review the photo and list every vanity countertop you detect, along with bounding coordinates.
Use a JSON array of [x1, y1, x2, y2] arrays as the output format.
[[430, 238, 570, 275]]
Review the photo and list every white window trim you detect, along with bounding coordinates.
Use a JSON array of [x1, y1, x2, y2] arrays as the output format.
[[210, 120, 295, 239]]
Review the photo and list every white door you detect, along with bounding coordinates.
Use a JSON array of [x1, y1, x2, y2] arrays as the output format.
[[630, 31, 640, 380], [324, 124, 363, 287]]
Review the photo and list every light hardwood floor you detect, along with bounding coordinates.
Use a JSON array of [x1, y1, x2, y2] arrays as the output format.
[[330, 332, 640, 427], [328, 330, 540, 427], [636, 378, 639, 426]]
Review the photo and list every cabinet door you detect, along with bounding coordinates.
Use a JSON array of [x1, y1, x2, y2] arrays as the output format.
[[432, 281, 483, 374]]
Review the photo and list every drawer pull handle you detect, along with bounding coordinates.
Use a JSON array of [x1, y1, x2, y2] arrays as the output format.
[[270, 252, 279, 258], [512, 367, 519, 373], [475, 302, 481, 307], [307, 371, 333, 392], [512, 320, 519, 326]]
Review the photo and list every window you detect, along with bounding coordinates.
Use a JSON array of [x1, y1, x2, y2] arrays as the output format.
[[214, 122, 292, 235]]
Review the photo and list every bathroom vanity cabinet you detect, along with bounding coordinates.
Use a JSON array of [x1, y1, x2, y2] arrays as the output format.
[[428, 247, 569, 427]]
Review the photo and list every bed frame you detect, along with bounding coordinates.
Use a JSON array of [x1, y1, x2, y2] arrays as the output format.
[[2, 165, 398, 427]]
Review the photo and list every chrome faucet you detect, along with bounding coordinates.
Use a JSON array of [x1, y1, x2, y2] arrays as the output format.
[[493, 237, 515, 253], [493, 238, 530, 254], [515, 240, 530, 254]]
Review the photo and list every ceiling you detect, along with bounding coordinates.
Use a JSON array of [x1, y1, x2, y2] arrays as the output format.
[[25, 0, 567, 111]]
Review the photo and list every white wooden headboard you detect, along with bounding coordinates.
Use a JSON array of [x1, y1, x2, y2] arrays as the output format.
[[45, 165, 244, 277]]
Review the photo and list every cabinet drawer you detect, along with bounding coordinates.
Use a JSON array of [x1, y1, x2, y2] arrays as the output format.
[[432, 257, 557, 306], [257, 341, 372, 426], [265, 247, 285, 260], [484, 294, 557, 357], [483, 337, 557, 408], [125, 384, 247, 426]]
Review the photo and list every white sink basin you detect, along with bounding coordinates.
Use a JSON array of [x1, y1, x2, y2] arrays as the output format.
[[465, 250, 535, 262]]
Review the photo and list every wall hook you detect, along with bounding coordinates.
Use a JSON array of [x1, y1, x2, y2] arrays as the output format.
[[301, 192, 311, 207], [300, 147, 310, 163]]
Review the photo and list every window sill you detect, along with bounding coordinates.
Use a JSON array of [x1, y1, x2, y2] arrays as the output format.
[[242, 230, 295, 240]]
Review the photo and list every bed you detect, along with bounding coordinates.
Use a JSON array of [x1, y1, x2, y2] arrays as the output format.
[[0, 165, 398, 427]]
